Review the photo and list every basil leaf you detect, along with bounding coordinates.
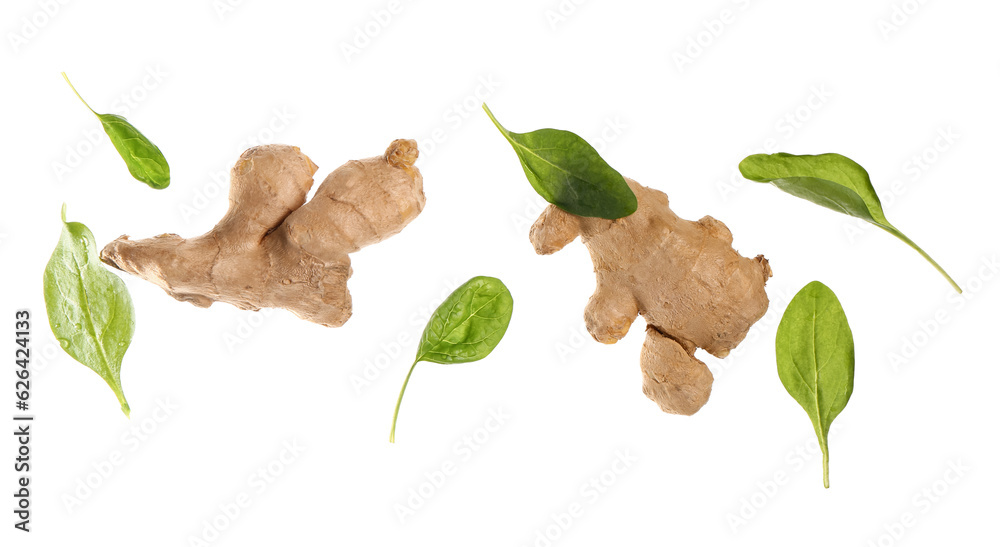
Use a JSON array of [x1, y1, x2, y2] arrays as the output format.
[[483, 103, 637, 219], [62, 72, 170, 189], [389, 276, 514, 442], [739, 152, 959, 293], [775, 281, 854, 488], [43, 205, 135, 417]]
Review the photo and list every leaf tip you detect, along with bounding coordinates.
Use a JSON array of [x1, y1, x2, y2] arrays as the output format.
[[737, 154, 767, 182], [60, 203, 67, 223], [621, 186, 639, 217], [803, 279, 830, 292]]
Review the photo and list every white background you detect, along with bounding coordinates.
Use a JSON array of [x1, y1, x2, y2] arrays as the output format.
[[2, 1, 998, 545]]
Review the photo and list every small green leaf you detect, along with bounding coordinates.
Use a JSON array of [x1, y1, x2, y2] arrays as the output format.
[[62, 72, 170, 189], [389, 276, 514, 442], [96, 113, 170, 189], [483, 103, 637, 219], [775, 281, 854, 488], [414, 276, 514, 364], [43, 204, 135, 416], [739, 152, 960, 293]]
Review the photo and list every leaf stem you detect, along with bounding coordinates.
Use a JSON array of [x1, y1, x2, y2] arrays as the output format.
[[482, 103, 521, 151], [482, 103, 506, 135], [821, 438, 830, 488], [878, 224, 962, 294], [61, 72, 97, 115], [389, 361, 419, 443]]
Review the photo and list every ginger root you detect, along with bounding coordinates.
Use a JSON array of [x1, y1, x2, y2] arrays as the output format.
[[101, 139, 424, 327], [530, 178, 771, 415]]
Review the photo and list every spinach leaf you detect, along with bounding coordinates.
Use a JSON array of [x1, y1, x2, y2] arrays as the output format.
[[775, 281, 854, 488], [390, 276, 514, 442], [43, 205, 135, 417], [739, 152, 960, 293], [62, 72, 170, 189], [483, 103, 637, 219]]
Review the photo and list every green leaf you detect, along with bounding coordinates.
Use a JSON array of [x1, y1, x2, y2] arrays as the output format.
[[62, 72, 170, 189], [96, 113, 170, 189], [483, 103, 637, 219], [775, 281, 854, 488], [739, 152, 960, 293], [390, 276, 514, 442], [43, 205, 135, 417], [414, 276, 515, 364]]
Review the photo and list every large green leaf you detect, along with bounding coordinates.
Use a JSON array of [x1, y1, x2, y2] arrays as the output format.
[[739, 152, 960, 293], [775, 281, 854, 488], [483, 103, 636, 220], [62, 72, 170, 189], [43, 205, 135, 416], [390, 276, 514, 442]]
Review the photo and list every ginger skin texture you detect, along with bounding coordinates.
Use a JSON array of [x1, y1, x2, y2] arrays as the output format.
[[101, 139, 424, 328], [530, 178, 771, 415]]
